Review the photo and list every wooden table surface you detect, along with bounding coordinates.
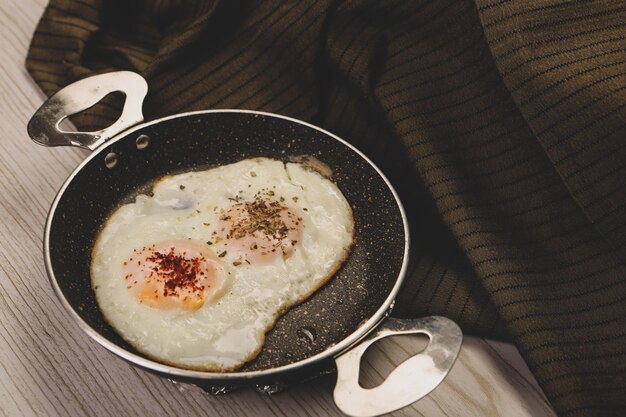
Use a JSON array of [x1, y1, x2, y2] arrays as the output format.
[[0, 1, 557, 416]]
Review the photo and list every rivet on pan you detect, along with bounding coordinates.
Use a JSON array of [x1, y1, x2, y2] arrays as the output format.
[[136, 134, 150, 150], [104, 152, 118, 169]]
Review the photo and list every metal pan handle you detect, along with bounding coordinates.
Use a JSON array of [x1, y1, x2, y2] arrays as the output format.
[[27, 71, 148, 150], [333, 316, 462, 417]]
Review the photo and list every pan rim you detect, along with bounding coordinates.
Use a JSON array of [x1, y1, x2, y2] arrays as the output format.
[[44, 109, 410, 380]]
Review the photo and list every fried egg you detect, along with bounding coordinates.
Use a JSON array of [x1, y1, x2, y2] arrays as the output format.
[[91, 157, 354, 371]]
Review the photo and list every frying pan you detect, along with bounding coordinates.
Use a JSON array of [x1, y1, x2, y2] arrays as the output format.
[[27, 71, 462, 417]]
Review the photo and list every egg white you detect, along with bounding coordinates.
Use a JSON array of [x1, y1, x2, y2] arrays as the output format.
[[91, 157, 354, 371]]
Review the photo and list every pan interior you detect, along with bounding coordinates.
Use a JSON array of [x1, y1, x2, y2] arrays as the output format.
[[48, 112, 406, 374]]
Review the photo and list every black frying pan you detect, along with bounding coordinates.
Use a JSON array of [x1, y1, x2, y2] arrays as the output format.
[[27, 71, 462, 417]]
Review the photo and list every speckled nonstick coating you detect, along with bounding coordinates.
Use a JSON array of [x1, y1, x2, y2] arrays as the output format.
[[47, 111, 407, 386]]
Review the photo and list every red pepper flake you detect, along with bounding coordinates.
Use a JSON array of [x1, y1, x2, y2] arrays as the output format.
[[141, 247, 208, 297], [218, 251, 227, 258]]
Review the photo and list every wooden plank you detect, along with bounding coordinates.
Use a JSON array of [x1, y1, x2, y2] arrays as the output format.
[[0, 0, 555, 415]]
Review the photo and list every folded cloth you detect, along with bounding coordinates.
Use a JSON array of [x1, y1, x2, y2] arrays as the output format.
[[26, 1, 626, 416]]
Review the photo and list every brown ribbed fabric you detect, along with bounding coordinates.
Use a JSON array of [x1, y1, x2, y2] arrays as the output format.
[[26, 1, 626, 416]]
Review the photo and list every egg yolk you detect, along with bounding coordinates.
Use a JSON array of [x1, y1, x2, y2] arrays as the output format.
[[122, 241, 226, 311], [214, 196, 303, 265]]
